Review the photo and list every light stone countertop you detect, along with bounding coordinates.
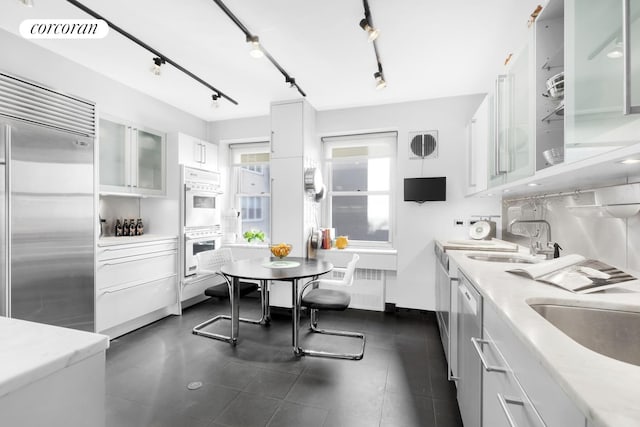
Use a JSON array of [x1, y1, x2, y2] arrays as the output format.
[[98, 234, 178, 246], [0, 317, 109, 398], [449, 250, 640, 427]]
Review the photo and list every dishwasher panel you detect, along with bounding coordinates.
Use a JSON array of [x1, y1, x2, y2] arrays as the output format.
[[457, 272, 483, 427]]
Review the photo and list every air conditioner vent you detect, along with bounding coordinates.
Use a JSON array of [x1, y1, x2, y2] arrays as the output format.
[[408, 131, 438, 159]]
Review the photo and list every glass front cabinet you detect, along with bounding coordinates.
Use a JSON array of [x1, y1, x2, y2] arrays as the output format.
[[99, 118, 166, 196], [565, 0, 640, 162]]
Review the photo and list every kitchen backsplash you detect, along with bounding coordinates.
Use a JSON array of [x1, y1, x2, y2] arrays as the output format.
[[502, 181, 640, 272]]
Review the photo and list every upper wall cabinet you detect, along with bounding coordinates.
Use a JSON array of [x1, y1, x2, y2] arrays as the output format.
[[489, 42, 536, 188], [99, 118, 166, 197], [174, 132, 218, 171], [565, 0, 640, 162]]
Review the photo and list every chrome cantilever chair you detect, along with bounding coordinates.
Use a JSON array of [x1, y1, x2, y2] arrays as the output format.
[[192, 248, 270, 344], [296, 253, 365, 360]]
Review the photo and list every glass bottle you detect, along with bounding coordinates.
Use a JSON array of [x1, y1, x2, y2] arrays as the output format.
[[136, 218, 144, 236], [115, 219, 123, 237], [122, 219, 129, 236], [129, 218, 136, 236]]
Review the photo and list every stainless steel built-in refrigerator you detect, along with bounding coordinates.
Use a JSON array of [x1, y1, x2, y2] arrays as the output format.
[[0, 71, 95, 331]]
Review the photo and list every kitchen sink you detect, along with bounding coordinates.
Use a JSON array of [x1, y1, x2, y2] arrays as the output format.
[[465, 254, 538, 264], [529, 303, 640, 366]]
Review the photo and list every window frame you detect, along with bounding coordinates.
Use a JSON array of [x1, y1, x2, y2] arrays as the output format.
[[229, 142, 271, 240], [322, 131, 397, 248]]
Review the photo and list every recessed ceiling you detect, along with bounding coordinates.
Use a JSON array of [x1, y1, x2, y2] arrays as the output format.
[[1, 0, 542, 121]]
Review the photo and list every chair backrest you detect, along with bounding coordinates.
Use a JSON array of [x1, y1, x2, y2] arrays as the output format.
[[196, 247, 234, 273], [341, 254, 359, 286]]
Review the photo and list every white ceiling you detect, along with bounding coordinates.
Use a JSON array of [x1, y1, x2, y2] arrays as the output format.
[[1, 0, 542, 121]]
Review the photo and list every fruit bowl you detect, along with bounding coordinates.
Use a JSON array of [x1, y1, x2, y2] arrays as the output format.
[[270, 243, 292, 259]]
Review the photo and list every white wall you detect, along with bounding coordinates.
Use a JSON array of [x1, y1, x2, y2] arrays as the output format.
[[315, 96, 501, 310], [210, 95, 502, 310]]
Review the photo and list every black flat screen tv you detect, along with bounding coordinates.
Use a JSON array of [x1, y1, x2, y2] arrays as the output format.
[[404, 177, 446, 202]]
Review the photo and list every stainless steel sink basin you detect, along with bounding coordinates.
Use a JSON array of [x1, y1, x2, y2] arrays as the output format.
[[530, 303, 640, 366], [465, 254, 538, 264]]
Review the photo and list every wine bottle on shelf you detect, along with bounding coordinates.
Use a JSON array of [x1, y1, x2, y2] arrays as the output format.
[[136, 218, 144, 236], [129, 218, 136, 236], [122, 219, 129, 236], [115, 219, 123, 237]]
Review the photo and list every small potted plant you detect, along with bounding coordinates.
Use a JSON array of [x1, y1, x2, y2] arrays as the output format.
[[243, 229, 265, 244]]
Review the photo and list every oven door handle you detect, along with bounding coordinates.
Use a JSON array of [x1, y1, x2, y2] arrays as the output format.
[[184, 185, 222, 195]]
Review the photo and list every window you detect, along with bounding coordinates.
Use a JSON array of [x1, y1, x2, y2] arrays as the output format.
[[230, 143, 271, 240], [323, 132, 396, 245]]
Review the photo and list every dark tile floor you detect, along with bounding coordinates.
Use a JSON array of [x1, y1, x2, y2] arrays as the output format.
[[106, 295, 462, 427]]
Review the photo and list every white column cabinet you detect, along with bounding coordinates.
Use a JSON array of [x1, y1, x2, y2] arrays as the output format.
[[99, 118, 166, 196], [270, 100, 304, 158], [565, 0, 640, 162], [175, 132, 218, 171]]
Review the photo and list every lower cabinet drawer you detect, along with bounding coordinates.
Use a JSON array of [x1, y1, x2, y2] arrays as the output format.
[[97, 240, 177, 261], [96, 275, 178, 332], [484, 302, 585, 427], [97, 251, 176, 290], [482, 328, 546, 427]]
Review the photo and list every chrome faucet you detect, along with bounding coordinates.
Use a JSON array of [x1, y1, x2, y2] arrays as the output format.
[[508, 219, 555, 259]]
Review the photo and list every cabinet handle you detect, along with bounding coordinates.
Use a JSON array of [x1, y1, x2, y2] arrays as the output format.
[[468, 119, 476, 187], [202, 144, 207, 164], [497, 394, 525, 427], [270, 131, 275, 153], [97, 273, 177, 296], [471, 337, 508, 372], [622, 0, 640, 115], [497, 393, 548, 427], [494, 75, 508, 175], [99, 251, 175, 266], [447, 277, 459, 382]]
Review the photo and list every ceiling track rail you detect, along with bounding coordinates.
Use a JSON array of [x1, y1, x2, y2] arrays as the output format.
[[65, 0, 238, 105], [362, 0, 386, 87], [210, 0, 307, 97]]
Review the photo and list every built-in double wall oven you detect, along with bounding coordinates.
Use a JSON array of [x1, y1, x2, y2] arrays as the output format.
[[181, 166, 222, 279]]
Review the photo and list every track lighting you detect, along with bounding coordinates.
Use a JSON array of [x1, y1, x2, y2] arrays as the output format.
[[210, 0, 306, 96], [359, 18, 379, 41], [374, 71, 386, 90], [151, 57, 165, 76], [19, 0, 34, 7], [65, 0, 238, 105], [247, 35, 264, 59], [211, 93, 220, 108]]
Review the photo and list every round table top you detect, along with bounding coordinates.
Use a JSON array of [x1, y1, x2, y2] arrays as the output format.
[[220, 257, 333, 281]]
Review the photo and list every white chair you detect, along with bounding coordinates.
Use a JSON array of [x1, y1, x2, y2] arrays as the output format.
[[192, 248, 270, 344], [296, 254, 365, 360]]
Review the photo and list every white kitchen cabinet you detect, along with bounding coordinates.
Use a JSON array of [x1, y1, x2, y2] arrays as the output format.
[[467, 95, 491, 194], [173, 132, 218, 171], [99, 117, 166, 196], [489, 44, 535, 188], [270, 100, 304, 158], [96, 238, 178, 338], [481, 328, 548, 427], [482, 301, 585, 427], [565, 0, 640, 162]]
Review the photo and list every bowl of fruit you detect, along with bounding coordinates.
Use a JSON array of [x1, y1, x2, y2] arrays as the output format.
[[270, 243, 292, 259]]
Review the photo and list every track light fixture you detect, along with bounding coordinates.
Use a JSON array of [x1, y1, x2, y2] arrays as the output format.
[[359, 0, 387, 90], [374, 70, 386, 90], [151, 57, 166, 76], [19, 0, 34, 7], [210, 0, 306, 97], [246, 35, 264, 59], [359, 18, 379, 41], [211, 93, 220, 108], [64, 0, 238, 105]]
